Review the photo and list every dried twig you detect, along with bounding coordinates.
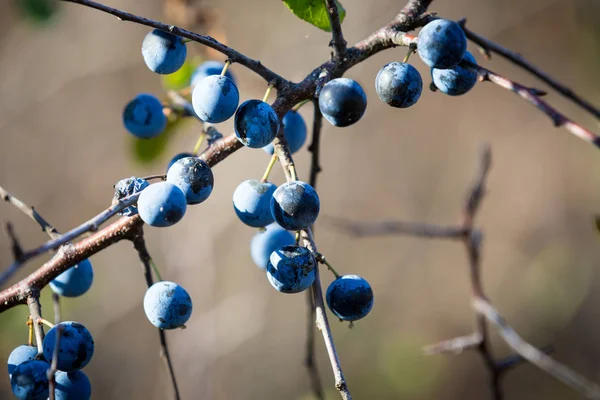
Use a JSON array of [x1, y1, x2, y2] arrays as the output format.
[[0, 186, 60, 239]]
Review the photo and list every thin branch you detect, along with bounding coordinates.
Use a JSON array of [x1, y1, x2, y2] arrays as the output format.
[[47, 324, 63, 400], [0, 186, 60, 239], [60, 0, 287, 89], [308, 101, 323, 188], [462, 24, 600, 120], [324, 0, 347, 60], [27, 295, 44, 355], [465, 61, 600, 149], [5, 223, 25, 262], [132, 230, 180, 400], [474, 298, 600, 399], [422, 332, 482, 355]]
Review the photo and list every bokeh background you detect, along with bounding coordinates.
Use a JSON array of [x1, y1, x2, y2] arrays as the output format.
[[1, 0, 600, 398]]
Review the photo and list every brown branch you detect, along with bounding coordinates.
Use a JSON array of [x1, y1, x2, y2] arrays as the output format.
[[5, 222, 25, 262], [464, 61, 600, 149], [308, 101, 323, 188], [324, 0, 347, 60], [47, 324, 63, 400], [60, 0, 288, 89], [462, 24, 600, 120], [27, 295, 45, 355], [0, 186, 60, 239], [132, 229, 180, 400]]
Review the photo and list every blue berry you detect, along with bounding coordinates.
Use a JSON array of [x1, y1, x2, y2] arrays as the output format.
[[326, 275, 374, 321], [417, 19, 467, 69], [250, 223, 296, 269], [114, 176, 150, 217], [8, 345, 38, 378], [319, 78, 367, 127], [191, 60, 236, 87], [49, 259, 94, 298], [266, 245, 316, 293], [43, 322, 94, 372], [270, 181, 320, 231], [137, 182, 187, 227], [123, 94, 167, 139], [141, 29, 187, 74], [167, 152, 194, 171], [192, 75, 239, 123], [54, 371, 91, 400], [432, 51, 478, 96], [233, 180, 277, 228], [10, 360, 49, 400], [234, 100, 280, 148], [166, 157, 214, 205], [262, 110, 307, 154], [143, 281, 192, 329], [375, 62, 423, 108]]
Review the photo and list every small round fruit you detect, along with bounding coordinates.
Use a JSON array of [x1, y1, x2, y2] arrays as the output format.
[[10, 360, 49, 400], [49, 259, 94, 298], [167, 152, 194, 171], [191, 60, 236, 87], [141, 29, 187, 74], [54, 370, 91, 400], [114, 176, 150, 217], [417, 19, 467, 69], [250, 223, 296, 269], [262, 110, 307, 154], [8, 345, 38, 378], [319, 78, 367, 127], [233, 180, 277, 228], [270, 181, 320, 231], [143, 281, 193, 329], [234, 100, 280, 148], [138, 182, 187, 227], [43, 322, 94, 372], [192, 75, 239, 123], [326, 275, 374, 321], [375, 62, 423, 108], [166, 157, 214, 205], [432, 51, 478, 96], [266, 245, 316, 293], [123, 94, 167, 139]]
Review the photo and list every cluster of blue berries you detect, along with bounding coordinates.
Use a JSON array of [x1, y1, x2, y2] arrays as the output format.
[[8, 321, 94, 399]]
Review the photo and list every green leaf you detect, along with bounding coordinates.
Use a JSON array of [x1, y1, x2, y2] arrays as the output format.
[[283, 0, 346, 32], [15, 0, 57, 23], [130, 118, 183, 164], [161, 59, 196, 91]]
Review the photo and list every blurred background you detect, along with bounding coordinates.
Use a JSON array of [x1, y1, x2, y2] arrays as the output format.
[[1, 0, 600, 398]]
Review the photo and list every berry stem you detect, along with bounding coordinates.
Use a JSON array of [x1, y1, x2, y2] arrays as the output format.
[[317, 254, 340, 279], [37, 318, 55, 329], [27, 317, 33, 347], [193, 131, 207, 155], [402, 44, 416, 63], [262, 83, 274, 103], [220, 60, 232, 77], [150, 259, 163, 282], [293, 99, 310, 111], [261, 154, 278, 182]]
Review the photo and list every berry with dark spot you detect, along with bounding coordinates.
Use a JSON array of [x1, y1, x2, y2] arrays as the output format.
[[167, 152, 194, 171], [166, 157, 214, 205], [192, 75, 239, 123], [137, 182, 187, 227], [143, 281, 193, 329], [432, 51, 478, 96], [270, 181, 320, 231], [114, 176, 150, 217], [123, 94, 166, 139], [250, 223, 296, 269], [43, 322, 94, 372], [54, 370, 91, 400], [266, 245, 316, 293], [7, 345, 38, 379], [49, 259, 94, 298], [262, 110, 307, 154], [10, 360, 49, 400], [375, 62, 423, 108], [417, 19, 467, 69], [234, 100, 279, 148], [233, 179, 277, 227], [326, 275, 374, 321], [141, 29, 187, 74], [318, 78, 367, 127]]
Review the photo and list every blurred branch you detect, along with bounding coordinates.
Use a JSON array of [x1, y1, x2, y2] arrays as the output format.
[[0, 186, 60, 239], [325, 0, 347, 60], [461, 22, 600, 120], [131, 229, 180, 400]]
